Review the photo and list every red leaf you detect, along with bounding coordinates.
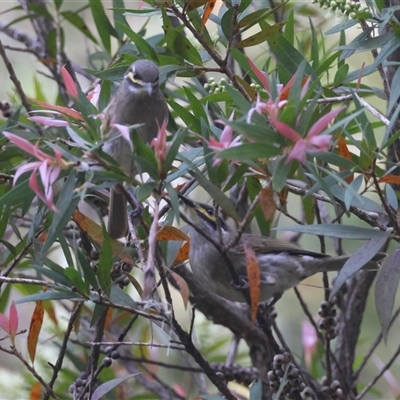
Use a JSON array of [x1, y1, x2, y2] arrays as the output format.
[[201, 0, 216, 28], [30, 98, 84, 121], [170, 271, 190, 309], [243, 242, 260, 322], [61, 64, 78, 98], [259, 186, 276, 221], [28, 301, 44, 363]]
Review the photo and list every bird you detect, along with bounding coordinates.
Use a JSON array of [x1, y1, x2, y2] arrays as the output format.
[[103, 59, 168, 239], [180, 196, 386, 303]]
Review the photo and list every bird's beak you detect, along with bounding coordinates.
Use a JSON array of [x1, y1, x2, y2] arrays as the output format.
[[144, 82, 153, 96], [178, 194, 196, 209]]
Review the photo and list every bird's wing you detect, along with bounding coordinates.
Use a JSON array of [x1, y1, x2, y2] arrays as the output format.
[[232, 234, 329, 258]]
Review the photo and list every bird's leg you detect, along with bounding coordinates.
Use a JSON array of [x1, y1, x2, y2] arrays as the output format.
[[267, 293, 282, 309], [119, 183, 143, 220], [231, 275, 250, 290]]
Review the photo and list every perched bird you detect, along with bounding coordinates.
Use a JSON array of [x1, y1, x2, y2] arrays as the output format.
[[180, 196, 385, 303], [103, 59, 168, 239]]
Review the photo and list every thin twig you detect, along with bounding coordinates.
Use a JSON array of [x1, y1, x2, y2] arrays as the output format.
[[0, 38, 43, 134], [0, 346, 59, 399], [354, 305, 400, 380], [44, 303, 84, 400], [355, 343, 400, 400]]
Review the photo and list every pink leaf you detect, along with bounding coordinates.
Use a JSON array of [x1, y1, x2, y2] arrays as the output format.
[[308, 106, 345, 138], [31, 99, 84, 121], [13, 161, 41, 185], [219, 113, 234, 144], [309, 135, 331, 151], [3, 132, 47, 160], [270, 119, 302, 142], [286, 140, 307, 164], [28, 116, 69, 127], [61, 64, 78, 98], [8, 302, 18, 337], [87, 83, 101, 108], [112, 124, 133, 151], [247, 57, 270, 92], [29, 171, 46, 204], [0, 313, 9, 333]]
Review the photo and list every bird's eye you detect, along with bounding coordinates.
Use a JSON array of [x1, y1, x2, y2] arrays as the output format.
[[204, 207, 214, 216]]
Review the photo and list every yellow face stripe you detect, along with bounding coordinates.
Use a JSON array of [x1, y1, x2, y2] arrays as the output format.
[[127, 70, 142, 85], [195, 205, 217, 222]]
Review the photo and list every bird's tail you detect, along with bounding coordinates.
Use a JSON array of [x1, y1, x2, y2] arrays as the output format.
[[108, 187, 128, 239], [319, 252, 386, 272]]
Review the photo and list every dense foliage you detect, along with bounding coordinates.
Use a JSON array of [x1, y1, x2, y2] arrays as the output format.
[[1, 0, 400, 399]]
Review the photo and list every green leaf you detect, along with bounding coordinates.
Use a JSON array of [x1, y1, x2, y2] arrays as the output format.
[[249, 379, 262, 400], [275, 224, 389, 240], [375, 248, 400, 342], [178, 154, 238, 220], [221, 6, 235, 40], [169, 99, 201, 133], [131, 137, 158, 180], [183, 87, 208, 122], [115, 21, 158, 60], [247, 177, 270, 236], [89, 65, 127, 81], [185, 0, 209, 12], [113, 0, 128, 40], [325, 19, 358, 35], [54, 0, 63, 9], [109, 285, 137, 308], [92, 374, 139, 400], [344, 37, 400, 82], [387, 65, 400, 115], [330, 232, 390, 298], [42, 171, 80, 257], [234, 21, 286, 48], [165, 129, 186, 173], [61, 10, 98, 43], [266, 29, 318, 80], [218, 143, 281, 161], [224, 85, 251, 113], [64, 267, 88, 294], [78, 249, 99, 289], [98, 227, 113, 296], [0, 178, 34, 209], [15, 290, 84, 304], [98, 79, 111, 112], [337, 31, 394, 52], [31, 264, 72, 287], [385, 184, 398, 210], [312, 152, 357, 170], [238, 8, 273, 30], [309, 18, 319, 70], [238, 0, 252, 13], [283, 9, 294, 44], [271, 156, 291, 192], [164, 26, 203, 65], [344, 174, 363, 211], [333, 63, 349, 87], [89, 0, 118, 53]]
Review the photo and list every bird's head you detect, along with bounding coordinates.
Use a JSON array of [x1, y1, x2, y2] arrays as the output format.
[[179, 195, 231, 238], [124, 59, 160, 96]]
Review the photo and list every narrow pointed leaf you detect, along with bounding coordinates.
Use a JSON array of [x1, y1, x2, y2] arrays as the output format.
[[330, 232, 390, 298], [375, 248, 400, 342], [27, 301, 44, 363], [92, 374, 139, 400], [243, 242, 260, 322]]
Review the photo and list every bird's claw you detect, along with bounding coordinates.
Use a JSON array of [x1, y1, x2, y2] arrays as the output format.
[[231, 276, 249, 290]]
